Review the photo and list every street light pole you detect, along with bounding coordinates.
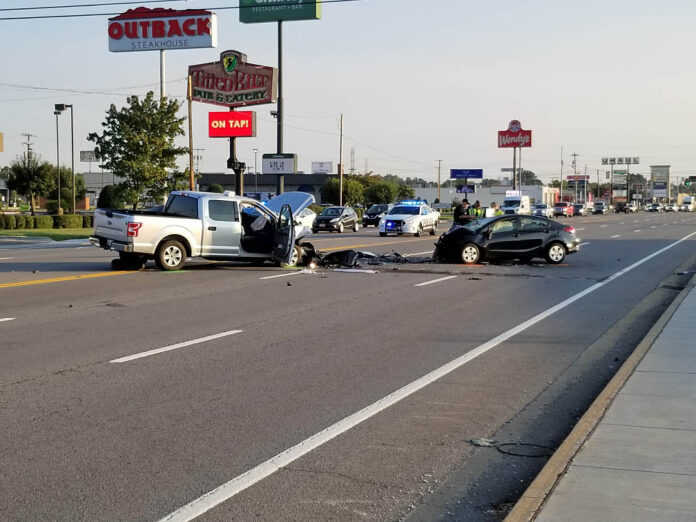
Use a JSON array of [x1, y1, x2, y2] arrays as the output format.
[[253, 148, 258, 193], [54, 110, 62, 215], [55, 104, 74, 213]]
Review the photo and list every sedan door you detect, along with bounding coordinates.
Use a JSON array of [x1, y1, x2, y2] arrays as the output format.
[[517, 216, 550, 255], [483, 217, 520, 255]]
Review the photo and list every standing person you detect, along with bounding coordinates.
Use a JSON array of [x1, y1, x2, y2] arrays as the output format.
[[472, 200, 483, 217], [453, 199, 470, 224], [490, 202, 504, 216]]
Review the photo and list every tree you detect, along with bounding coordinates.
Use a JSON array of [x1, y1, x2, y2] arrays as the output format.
[[396, 184, 415, 200], [97, 184, 126, 209], [480, 178, 502, 188], [364, 181, 398, 205], [208, 183, 224, 193], [46, 166, 86, 213], [88, 92, 188, 209], [321, 177, 364, 206], [6, 154, 55, 215]]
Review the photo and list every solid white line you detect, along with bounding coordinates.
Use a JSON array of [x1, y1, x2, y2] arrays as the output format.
[[158, 230, 696, 522], [0, 257, 14, 260], [610, 234, 621, 238], [0, 318, 16, 323], [259, 271, 304, 280], [110, 330, 243, 363], [414, 275, 457, 287]]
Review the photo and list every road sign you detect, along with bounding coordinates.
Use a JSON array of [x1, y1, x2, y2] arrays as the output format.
[[456, 185, 476, 194], [239, 0, 321, 23], [450, 169, 483, 179], [80, 150, 97, 162], [262, 153, 297, 175]]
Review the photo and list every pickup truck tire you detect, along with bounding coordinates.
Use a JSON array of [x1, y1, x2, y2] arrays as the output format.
[[155, 240, 186, 271]]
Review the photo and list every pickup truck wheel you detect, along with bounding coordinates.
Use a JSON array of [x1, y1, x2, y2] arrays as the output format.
[[156, 240, 186, 271], [118, 252, 146, 270]]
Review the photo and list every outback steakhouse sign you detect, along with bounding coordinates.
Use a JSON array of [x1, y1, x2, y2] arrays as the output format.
[[188, 51, 278, 108], [108, 8, 217, 52], [498, 120, 532, 148]]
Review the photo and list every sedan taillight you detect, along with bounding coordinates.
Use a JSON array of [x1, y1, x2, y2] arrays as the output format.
[[127, 222, 142, 238], [563, 225, 575, 234]]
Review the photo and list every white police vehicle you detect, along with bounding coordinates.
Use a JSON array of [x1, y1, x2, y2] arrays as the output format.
[[378, 200, 440, 237]]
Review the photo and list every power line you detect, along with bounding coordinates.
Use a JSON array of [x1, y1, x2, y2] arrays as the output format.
[[0, 0, 364, 21], [0, 0, 185, 12]]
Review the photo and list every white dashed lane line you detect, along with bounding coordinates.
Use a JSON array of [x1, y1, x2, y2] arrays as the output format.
[[414, 275, 458, 287], [110, 329, 244, 363], [1, 318, 16, 323], [259, 271, 305, 280], [0, 257, 14, 261], [600, 224, 608, 228], [610, 234, 621, 238], [634, 230, 641, 233]]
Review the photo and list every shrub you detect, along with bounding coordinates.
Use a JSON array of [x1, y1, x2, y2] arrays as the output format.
[[34, 215, 54, 229], [5, 215, 16, 229], [14, 215, 26, 229], [208, 183, 224, 193], [55, 214, 84, 229], [97, 184, 125, 209], [45, 200, 70, 214], [0, 215, 5, 229], [82, 214, 93, 228], [24, 215, 34, 229]]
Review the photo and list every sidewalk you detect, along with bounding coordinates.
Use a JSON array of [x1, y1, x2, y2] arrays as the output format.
[[0, 235, 90, 249], [508, 279, 696, 521]]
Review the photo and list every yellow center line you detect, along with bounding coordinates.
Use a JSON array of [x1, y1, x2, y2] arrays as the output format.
[[0, 270, 138, 289]]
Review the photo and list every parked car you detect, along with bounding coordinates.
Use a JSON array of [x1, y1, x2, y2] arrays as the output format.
[[312, 206, 360, 233], [362, 204, 391, 227], [627, 202, 639, 212], [379, 201, 439, 237], [553, 201, 574, 217], [433, 215, 580, 265], [646, 203, 663, 212], [593, 202, 608, 215], [532, 203, 553, 218], [664, 203, 678, 212], [572, 203, 591, 216]]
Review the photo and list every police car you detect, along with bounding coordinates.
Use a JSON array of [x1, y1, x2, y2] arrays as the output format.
[[378, 200, 440, 237]]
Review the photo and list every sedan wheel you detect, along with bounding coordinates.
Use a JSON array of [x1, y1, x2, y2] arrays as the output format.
[[430, 221, 438, 235], [545, 242, 566, 264], [353, 221, 359, 232], [460, 243, 481, 264], [415, 224, 423, 237], [337, 223, 344, 233]]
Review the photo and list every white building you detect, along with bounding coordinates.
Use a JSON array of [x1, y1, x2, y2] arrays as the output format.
[[415, 185, 559, 207]]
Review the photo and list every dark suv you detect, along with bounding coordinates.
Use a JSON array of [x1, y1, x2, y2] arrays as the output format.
[[362, 204, 390, 227], [312, 206, 360, 233]]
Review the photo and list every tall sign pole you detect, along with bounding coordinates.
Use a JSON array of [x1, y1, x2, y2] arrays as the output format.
[[187, 76, 194, 190], [276, 20, 284, 194]]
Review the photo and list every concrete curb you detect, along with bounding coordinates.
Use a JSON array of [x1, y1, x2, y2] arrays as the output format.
[[504, 271, 696, 522]]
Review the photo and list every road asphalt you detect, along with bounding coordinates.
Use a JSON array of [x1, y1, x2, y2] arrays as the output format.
[[506, 272, 696, 521]]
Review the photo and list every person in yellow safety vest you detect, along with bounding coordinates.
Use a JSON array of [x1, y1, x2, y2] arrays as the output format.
[[471, 200, 484, 217], [490, 202, 504, 216]]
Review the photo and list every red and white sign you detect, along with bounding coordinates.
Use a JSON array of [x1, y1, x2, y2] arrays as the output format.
[[108, 8, 217, 52], [189, 51, 277, 108], [498, 120, 532, 148], [208, 111, 256, 138], [567, 175, 590, 181]]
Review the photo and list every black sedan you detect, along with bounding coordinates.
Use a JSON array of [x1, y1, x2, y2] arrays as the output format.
[[433, 215, 580, 264], [362, 204, 391, 227], [312, 206, 360, 233]]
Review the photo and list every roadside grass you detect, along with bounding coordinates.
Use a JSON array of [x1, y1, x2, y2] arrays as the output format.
[[0, 229, 92, 241]]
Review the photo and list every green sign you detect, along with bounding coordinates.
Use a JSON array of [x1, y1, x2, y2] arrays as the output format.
[[239, 0, 321, 24]]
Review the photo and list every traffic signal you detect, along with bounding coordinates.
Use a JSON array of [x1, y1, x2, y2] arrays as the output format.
[[685, 176, 696, 186]]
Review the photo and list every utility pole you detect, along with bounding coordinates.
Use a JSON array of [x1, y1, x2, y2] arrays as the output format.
[[560, 146, 564, 202], [571, 152, 579, 202], [350, 147, 355, 175], [338, 113, 344, 206], [596, 169, 600, 199], [22, 134, 35, 210], [437, 160, 442, 203]]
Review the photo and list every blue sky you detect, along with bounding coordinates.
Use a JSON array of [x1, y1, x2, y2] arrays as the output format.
[[1, 0, 695, 183]]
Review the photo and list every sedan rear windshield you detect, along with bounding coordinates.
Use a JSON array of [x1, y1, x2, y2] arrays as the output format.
[[320, 207, 343, 216], [367, 205, 388, 213]]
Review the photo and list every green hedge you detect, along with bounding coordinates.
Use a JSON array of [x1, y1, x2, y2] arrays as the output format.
[[81, 214, 93, 228], [34, 215, 54, 229], [54, 214, 84, 229], [0, 215, 5, 229], [4, 215, 16, 229], [24, 215, 34, 229], [14, 215, 26, 229]]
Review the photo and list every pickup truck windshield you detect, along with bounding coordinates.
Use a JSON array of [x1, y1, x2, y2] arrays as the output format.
[[164, 195, 199, 218]]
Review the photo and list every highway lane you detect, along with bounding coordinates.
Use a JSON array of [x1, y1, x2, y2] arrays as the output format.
[[1, 212, 695, 520]]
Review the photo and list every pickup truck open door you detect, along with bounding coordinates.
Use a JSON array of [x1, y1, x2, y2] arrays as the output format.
[[272, 204, 296, 265]]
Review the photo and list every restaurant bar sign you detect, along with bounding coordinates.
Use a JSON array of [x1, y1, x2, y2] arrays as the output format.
[[108, 8, 217, 52], [239, 0, 321, 23], [498, 120, 532, 148], [189, 51, 278, 108]]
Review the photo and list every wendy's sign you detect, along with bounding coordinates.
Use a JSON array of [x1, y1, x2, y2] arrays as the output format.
[[498, 120, 532, 148]]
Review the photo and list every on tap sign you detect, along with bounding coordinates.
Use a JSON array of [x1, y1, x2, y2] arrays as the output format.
[[498, 120, 532, 148], [108, 8, 217, 52], [208, 111, 256, 138]]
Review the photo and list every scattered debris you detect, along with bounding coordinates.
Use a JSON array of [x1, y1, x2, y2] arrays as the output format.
[[469, 438, 497, 447]]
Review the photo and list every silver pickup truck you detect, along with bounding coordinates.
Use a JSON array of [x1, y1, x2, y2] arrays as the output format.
[[90, 191, 314, 270]]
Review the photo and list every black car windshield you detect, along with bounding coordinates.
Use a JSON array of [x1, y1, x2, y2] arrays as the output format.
[[388, 206, 419, 215], [320, 207, 343, 216], [503, 199, 520, 207], [367, 205, 388, 213], [534, 204, 547, 208]]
